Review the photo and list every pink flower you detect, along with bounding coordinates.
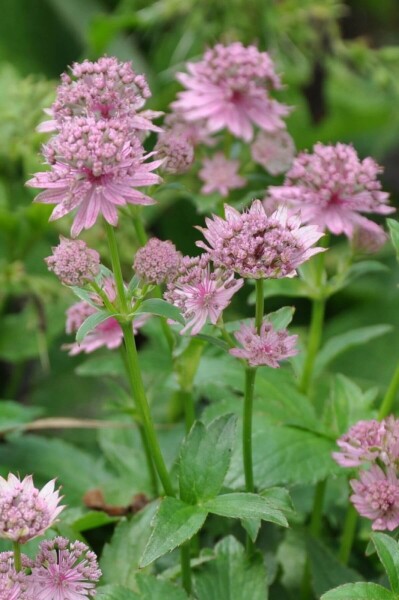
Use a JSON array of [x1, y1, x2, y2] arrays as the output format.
[[267, 143, 393, 238], [197, 200, 324, 279], [199, 153, 246, 197], [0, 474, 64, 543], [27, 117, 162, 237], [350, 465, 399, 531], [45, 237, 100, 287], [0, 553, 30, 600], [164, 111, 216, 147], [251, 129, 295, 175], [333, 420, 386, 468], [165, 256, 243, 335], [154, 131, 194, 174], [352, 221, 387, 254], [29, 537, 101, 600], [172, 42, 290, 142], [230, 320, 298, 367], [133, 238, 182, 284], [38, 56, 161, 135]]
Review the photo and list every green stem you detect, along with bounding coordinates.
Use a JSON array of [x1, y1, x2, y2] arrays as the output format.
[[299, 298, 325, 395], [180, 542, 192, 594], [104, 222, 128, 314], [90, 280, 116, 314], [255, 279, 264, 333], [379, 361, 399, 419], [152, 286, 175, 352], [243, 367, 257, 493], [132, 208, 148, 247], [300, 480, 327, 600], [13, 542, 21, 572], [338, 504, 357, 564], [181, 390, 196, 433]]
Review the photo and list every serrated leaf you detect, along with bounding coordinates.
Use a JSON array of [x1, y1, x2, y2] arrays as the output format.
[[135, 298, 184, 325], [372, 533, 399, 594], [76, 310, 117, 343], [135, 573, 188, 599], [387, 218, 399, 262], [140, 497, 207, 567], [194, 536, 268, 600], [321, 582, 394, 599], [314, 325, 392, 375], [204, 493, 288, 527], [178, 414, 237, 504]]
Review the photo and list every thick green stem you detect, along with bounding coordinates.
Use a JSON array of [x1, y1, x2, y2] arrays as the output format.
[[255, 279, 264, 334], [299, 298, 325, 395], [105, 222, 129, 314], [13, 542, 21, 572], [132, 210, 148, 247], [379, 362, 399, 420], [243, 367, 257, 493], [180, 542, 192, 594], [338, 504, 357, 564]]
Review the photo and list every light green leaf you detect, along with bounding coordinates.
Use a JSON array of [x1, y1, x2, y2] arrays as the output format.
[[204, 493, 288, 527], [174, 337, 205, 392], [387, 218, 399, 262], [135, 298, 185, 325], [135, 573, 189, 600], [194, 536, 268, 600], [62, 509, 118, 532], [97, 585, 138, 600], [372, 532, 399, 594], [248, 278, 311, 302], [140, 498, 208, 567], [76, 310, 117, 344], [0, 400, 42, 433], [179, 415, 237, 504], [70, 286, 99, 307], [267, 306, 295, 330], [321, 582, 394, 600], [307, 537, 362, 597], [127, 274, 141, 296], [195, 334, 229, 352]]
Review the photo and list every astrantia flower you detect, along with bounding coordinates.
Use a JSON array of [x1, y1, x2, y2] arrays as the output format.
[[133, 238, 182, 284], [27, 117, 162, 237], [197, 200, 324, 279], [350, 465, 399, 531], [164, 111, 216, 147], [267, 143, 393, 238], [333, 420, 386, 468], [251, 129, 295, 175], [164, 256, 243, 335], [172, 42, 290, 142], [0, 474, 64, 543], [230, 320, 298, 367], [29, 537, 101, 600], [45, 237, 100, 286], [0, 553, 30, 600], [38, 56, 161, 134], [199, 153, 246, 197], [154, 131, 194, 174]]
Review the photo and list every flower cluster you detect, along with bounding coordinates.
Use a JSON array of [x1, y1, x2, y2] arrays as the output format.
[[333, 417, 399, 530], [267, 142, 394, 240], [45, 236, 100, 287], [133, 237, 182, 285], [172, 42, 290, 141], [197, 200, 324, 279], [230, 320, 298, 367], [154, 130, 194, 175], [27, 58, 163, 236]]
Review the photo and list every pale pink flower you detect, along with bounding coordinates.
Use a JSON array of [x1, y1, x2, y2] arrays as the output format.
[[38, 56, 161, 135], [352, 221, 387, 254], [199, 153, 246, 197], [45, 237, 100, 287], [164, 111, 216, 147], [27, 117, 162, 237], [0, 474, 64, 543], [267, 143, 393, 238], [29, 537, 101, 600], [0, 553, 30, 600], [197, 200, 324, 279], [230, 320, 298, 367], [333, 420, 386, 468], [350, 465, 399, 531], [154, 131, 194, 174], [172, 42, 290, 142], [165, 256, 243, 335], [251, 129, 295, 175], [133, 238, 182, 284]]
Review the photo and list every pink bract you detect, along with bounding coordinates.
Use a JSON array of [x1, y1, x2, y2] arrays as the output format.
[[230, 320, 298, 367], [350, 465, 399, 531]]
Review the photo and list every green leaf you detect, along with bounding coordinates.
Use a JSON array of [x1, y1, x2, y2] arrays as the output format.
[[266, 306, 295, 330], [387, 218, 399, 262], [194, 536, 268, 600], [62, 509, 118, 532], [100, 503, 158, 587], [204, 493, 288, 527], [321, 582, 394, 600], [248, 278, 311, 302], [195, 334, 229, 351], [76, 310, 117, 344], [372, 532, 399, 594], [97, 585, 139, 600], [135, 298, 185, 325], [178, 414, 237, 504], [127, 274, 141, 296], [307, 537, 362, 597], [140, 497, 208, 567], [315, 325, 392, 375], [70, 286, 99, 308], [135, 573, 188, 599], [174, 337, 205, 392], [0, 400, 42, 433]]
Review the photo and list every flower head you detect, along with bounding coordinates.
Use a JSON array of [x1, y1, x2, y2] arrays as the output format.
[[38, 56, 160, 135], [251, 129, 295, 175], [154, 131, 194, 174], [197, 200, 324, 279], [267, 143, 393, 238], [164, 256, 243, 335], [29, 537, 101, 600], [133, 238, 182, 284], [172, 42, 290, 142], [230, 320, 298, 367], [27, 117, 162, 237], [45, 237, 100, 286], [350, 465, 399, 531], [0, 474, 64, 543], [0, 553, 30, 600], [333, 420, 387, 468], [199, 153, 246, 197]]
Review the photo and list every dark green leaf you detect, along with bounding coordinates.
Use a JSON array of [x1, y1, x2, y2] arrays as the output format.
[[0, 400, 42, 434], [204, 493, 288, 527], [248, 278, 311, 302], [372, 532, 399, 594], [321, 582, 394, 600], [135, 298, 185, 325], [140, 498, 207, 567]]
